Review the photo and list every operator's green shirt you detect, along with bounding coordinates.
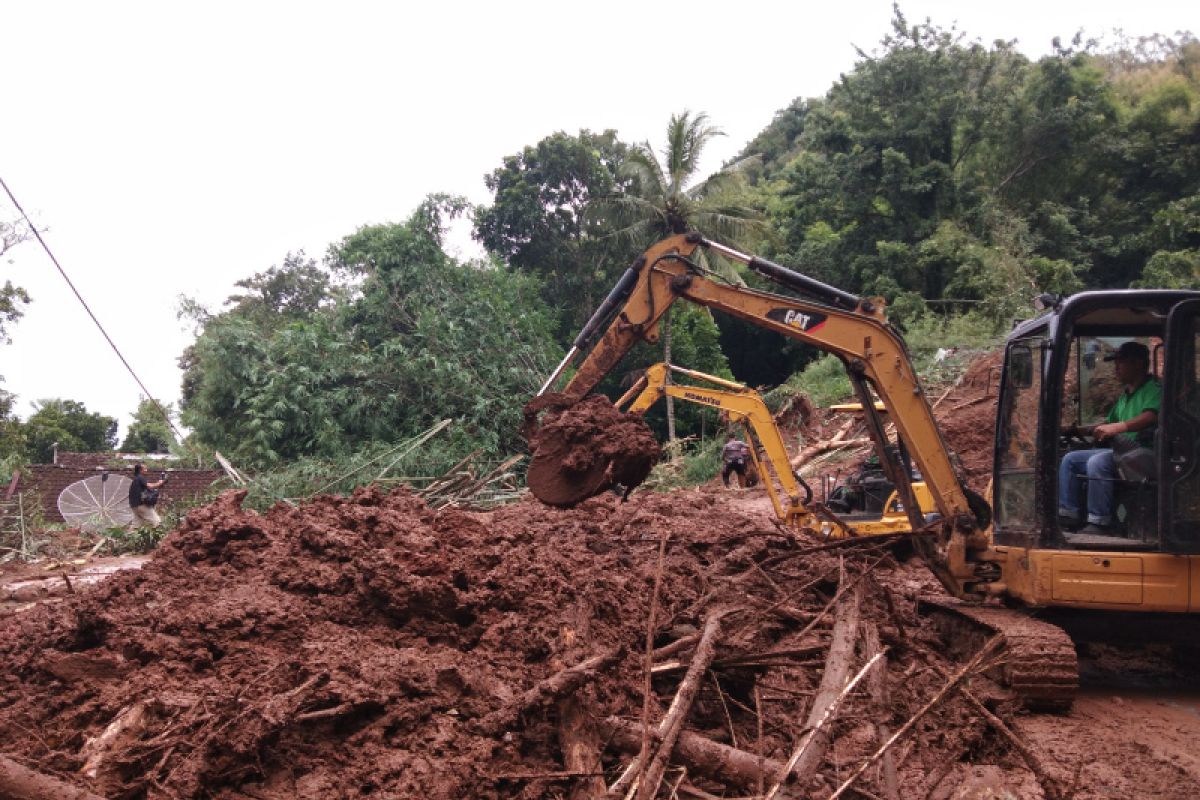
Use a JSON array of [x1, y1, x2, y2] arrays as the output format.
[[1107, 376, 1161, 441]]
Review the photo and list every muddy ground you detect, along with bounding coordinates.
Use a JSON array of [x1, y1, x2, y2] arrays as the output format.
[[2, 351, 1199, 799]]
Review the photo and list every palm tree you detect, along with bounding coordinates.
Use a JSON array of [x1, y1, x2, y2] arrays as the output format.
[[591, 111, 767, 450]]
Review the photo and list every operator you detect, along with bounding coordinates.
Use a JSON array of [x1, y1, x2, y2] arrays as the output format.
[[1057, 341, 1160, 534], [721, 436, 752, 488], [128, 463, 167, 529]]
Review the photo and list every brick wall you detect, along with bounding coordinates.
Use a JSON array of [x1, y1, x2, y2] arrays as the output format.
[[17, 465, 223, 525]]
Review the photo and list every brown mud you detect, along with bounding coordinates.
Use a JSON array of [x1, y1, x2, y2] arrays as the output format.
[[930, 349, 1003, 494], [525, 393, 660, 506], [0, 483, 1067, 800]]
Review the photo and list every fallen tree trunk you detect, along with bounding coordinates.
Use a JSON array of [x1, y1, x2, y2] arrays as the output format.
[[791, 439, 871, 470], [560, 696, 607, 800], [477, 646, 623, 736], [861, 623, 899, 800], [634, 608, 730, 800], [0, 754, 107, 800], [766, 584, 861, 798], [600, 717, 785, 788]]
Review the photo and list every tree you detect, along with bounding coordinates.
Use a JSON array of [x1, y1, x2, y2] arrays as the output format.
[[180, 196, 562, 467], [120, 398, 179, 453], [0, 386, 26, 470], [596, 110, 765, 251], [763, 12, 1198, 313], [1, 212, 35, 346], [22, 399, 117, 464], [474, 130, 633, 339], [591, 111, 764, 446], [225, 252, 335, 318]]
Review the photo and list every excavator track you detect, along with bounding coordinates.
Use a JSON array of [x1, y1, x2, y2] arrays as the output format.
[[921, 598, 1078, 711]]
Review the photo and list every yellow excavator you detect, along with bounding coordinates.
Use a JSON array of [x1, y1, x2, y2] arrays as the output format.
[[526, 232, 1200, 708], [616, 362, 932, 536]]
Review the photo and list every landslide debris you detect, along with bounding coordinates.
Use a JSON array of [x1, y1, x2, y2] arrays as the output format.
[[525, 393, 660, 507], [0, 484, 1054, 799]]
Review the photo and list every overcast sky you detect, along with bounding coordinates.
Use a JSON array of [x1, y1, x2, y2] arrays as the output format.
[[1, 0, 1192, 439]]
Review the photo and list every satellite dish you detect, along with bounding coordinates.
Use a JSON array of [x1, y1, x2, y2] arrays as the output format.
[[57, 474, 135, 531]]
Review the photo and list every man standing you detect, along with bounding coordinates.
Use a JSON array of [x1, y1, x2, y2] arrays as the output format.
[[128, 463, 167, 529], [1058, 341, 1160, 534], [721, 436, 752, 488]]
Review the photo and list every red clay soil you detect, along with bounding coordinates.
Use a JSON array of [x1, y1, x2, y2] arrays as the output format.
[[931, 350, 1004, 494], [0, 484, 1051, 800], [525, 393, 660, 506]]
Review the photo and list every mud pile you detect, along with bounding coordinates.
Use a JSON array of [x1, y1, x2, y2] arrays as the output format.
[[931, 350, 1003, 493], [525, 393, 660, 506], [0, 486, 1045, 799]]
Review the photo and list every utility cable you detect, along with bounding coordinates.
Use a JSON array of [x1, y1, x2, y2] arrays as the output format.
[[0, 175, 183, 440]]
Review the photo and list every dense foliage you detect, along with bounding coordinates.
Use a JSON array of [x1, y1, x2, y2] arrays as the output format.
[[20, 399, 118, 464], [178, 197, 561, 467], [749, 16, 1199, 326], [474, 130, 634, 339], [119, 398, 179, 454], [177, 16, 1199, 467]]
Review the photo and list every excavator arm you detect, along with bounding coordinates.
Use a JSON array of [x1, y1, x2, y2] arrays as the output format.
[[530, 233, 990, 597]]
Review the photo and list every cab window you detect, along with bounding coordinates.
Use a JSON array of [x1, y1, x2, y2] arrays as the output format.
[[995, 337, 1044, 531]]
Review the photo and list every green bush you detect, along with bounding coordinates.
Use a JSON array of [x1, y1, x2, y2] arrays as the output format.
[[765, 354, 853, 410]]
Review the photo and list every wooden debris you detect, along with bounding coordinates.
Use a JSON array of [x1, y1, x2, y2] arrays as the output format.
[[0, 752, 107, 800], [559, 696, 607, 800], [477, 647, 623, 736], [827, 635, 1004, 800], [636, 531, 672, 797], [80, 701, 149, 780], [601, 717, 785, 788], [861, 623, 899, 800], [948, 396, 991, 413], [956, 683, 1065, 800], [791, 419, 872, 469], [213, 450, 248, 487], [492, 769, 607, 781], [634, 608, 732, 800], [765, 583, 863, 798]]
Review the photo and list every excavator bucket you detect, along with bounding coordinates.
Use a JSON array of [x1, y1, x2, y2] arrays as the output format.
[[523, 394, 660, 507]]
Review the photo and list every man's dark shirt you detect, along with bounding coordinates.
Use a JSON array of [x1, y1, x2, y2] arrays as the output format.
[[129, 475, 148, 507]]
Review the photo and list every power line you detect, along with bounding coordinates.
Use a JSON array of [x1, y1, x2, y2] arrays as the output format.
[[0, 175, 183, 441]]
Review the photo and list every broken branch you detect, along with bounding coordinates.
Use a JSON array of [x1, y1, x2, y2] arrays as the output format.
[[765, 583, 868, 799], [0, 753, 107, 800], [601, 716, 785, 788], [478, 647, 623, 736], [634, 608, 731, 800], [827, 635, 1004, 800]]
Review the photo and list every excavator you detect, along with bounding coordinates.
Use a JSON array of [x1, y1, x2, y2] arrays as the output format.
[[525, 232, 1200, 709], [615, 361, 931, 536]]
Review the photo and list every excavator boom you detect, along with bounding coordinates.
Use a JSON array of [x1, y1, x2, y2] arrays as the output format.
[[529, 233, 987, 596]]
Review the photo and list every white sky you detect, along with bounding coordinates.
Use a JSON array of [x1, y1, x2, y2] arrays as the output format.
[[1, 0, 1192, 439]]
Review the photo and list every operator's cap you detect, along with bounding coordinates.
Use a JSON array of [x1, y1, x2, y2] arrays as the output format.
[[1103, 341, 1150, 362]]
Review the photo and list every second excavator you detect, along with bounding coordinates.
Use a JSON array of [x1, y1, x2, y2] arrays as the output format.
[[615, 361, 931, 536]]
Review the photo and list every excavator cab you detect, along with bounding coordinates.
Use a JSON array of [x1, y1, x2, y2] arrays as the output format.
[[993, 291, 1200, 562]]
